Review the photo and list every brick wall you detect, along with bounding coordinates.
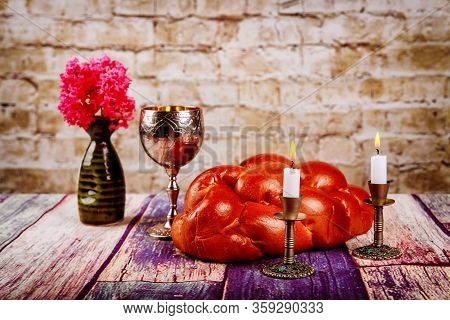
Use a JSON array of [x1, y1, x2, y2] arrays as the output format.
[[0, 0, 449, 194]]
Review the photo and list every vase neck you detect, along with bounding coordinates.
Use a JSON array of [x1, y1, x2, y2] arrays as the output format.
[[86, 117, 113, 141]]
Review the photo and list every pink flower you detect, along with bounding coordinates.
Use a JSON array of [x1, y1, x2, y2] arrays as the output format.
[[58, 54, 135, 130]]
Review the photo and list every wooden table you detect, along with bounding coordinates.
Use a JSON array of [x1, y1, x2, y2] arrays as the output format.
[[0, 193, 448, 300]]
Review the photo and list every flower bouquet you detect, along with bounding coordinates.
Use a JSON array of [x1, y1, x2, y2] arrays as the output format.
[[58, 54, 135, 225]]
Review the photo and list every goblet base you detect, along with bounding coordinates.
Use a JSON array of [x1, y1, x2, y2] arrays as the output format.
[[147, 223, 172, 240], [352, 244, 402, 260], [262, 261, 315, 279]]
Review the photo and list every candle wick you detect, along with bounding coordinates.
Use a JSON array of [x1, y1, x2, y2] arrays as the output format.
[[290, 160, 294, 168], [376, 149, 380, 155]]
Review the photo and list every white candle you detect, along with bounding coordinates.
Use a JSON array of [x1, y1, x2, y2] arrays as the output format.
[[370, 132, 387, 184], [283, 167, 300, 198], [282, 141, 300, 198]]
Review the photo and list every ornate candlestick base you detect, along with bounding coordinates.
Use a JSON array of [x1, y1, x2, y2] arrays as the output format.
[[147, 224, 172, 240], [352, 181, 402, 260], [261, 196, 315, 279], [352, 244, 401, 260], [262, 261, 315, 279]]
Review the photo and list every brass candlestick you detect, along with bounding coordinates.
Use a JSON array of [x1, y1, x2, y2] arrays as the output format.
[[262, 196, 315, 279], [352, 180, 402, 260]]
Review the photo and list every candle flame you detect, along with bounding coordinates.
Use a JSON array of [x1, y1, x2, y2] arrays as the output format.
[[374, 132, 381, 149], [289, 141, 296, 160]]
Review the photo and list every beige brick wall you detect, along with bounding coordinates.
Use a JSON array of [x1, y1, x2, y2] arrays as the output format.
[[0, 0, 449, 194]]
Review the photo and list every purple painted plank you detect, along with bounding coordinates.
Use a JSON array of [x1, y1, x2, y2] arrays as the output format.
[[76, 195, 155, 299], [87, 281, 223, 300], [96, 194, 226, 285], [120, 194, 185, 270], [0, 194, 10, 203], [413, 194, 450, 235], [223, 246, 368, 300], [360, 265, 450, 300]]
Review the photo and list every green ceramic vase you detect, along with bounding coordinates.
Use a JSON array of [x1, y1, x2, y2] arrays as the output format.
[[78, 116, 125, 225]]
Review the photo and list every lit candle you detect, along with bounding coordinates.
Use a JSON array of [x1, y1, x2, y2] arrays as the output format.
[[370, 132, 387, 184], [283, 141, 300, 198]]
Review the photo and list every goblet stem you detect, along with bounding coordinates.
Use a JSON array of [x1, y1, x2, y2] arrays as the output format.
[[374, 206, 384, 247], [164, 168, 180, 229]]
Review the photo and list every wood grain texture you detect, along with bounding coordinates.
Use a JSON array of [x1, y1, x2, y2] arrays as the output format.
[[87, 281, 223, 300], [360, 265, 450, 299], [414, 194, 450, 234], [0, 194, 150, 299], [0, 194, 66, 251], [1, 193, 448, 300], [96, 194, 226, 284], [346, 194, 450, 267], [224, 246, 368, 300]]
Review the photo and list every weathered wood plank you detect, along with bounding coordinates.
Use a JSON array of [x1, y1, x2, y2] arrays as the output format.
[[360, 265, 450, 299], [0, 194, 35, 213], [223, 246, 368, 300], [0, 194, 151, 299], [346, 194, 450, 267], [414, 194, 450, 234], [0, 194, 66, 251], [96, 194, 226, 284], [87, 281, 223, 300]]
